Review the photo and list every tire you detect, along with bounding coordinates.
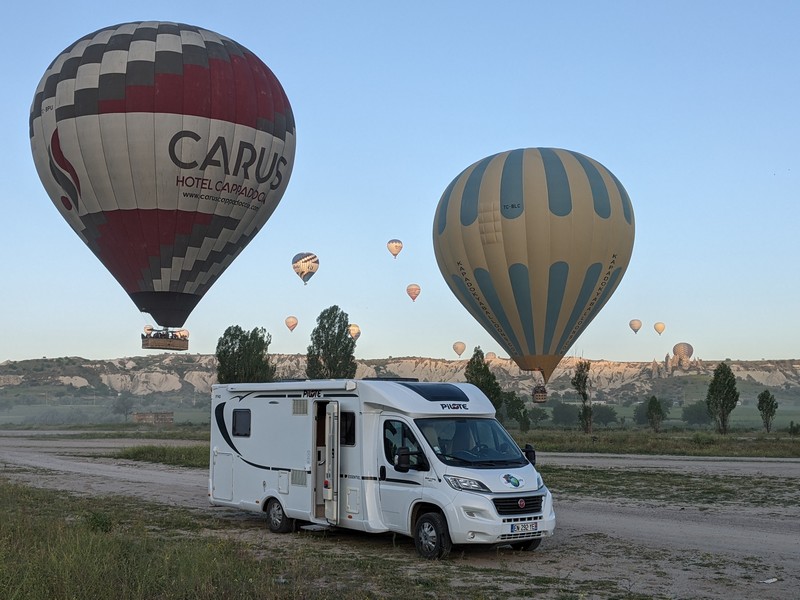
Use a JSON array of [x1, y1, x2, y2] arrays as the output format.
[[414, 512, 452, 560], [266, 498, 293, 533], [511, 537, 542, 551]]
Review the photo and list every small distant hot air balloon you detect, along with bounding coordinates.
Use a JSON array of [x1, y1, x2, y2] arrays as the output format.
[[672, 342, 694, 360], [406, 284, 421, 302], [654, 322, 666, 336], [348, 324, 361, 341], [292, 253, 319, 284], [285, 316, 298, 332], [387, 239, 403, 259], [433, 148, 635, 389], [30, 22, 296, 338], [485, 352, 497, 360], [629, 319, 642, 334], [452, 341, 466, 357]]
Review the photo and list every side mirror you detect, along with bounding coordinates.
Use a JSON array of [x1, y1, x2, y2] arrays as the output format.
[[395, 446, 410, 473], [524, 443, 536, 466]]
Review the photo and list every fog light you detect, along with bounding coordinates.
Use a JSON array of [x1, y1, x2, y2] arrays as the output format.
[[467, 531, 475, 539]]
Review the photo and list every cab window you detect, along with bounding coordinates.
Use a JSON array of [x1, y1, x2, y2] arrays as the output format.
[[383, 420, 425, 469]]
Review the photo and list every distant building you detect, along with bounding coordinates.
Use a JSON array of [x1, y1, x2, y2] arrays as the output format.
[[132, 411, 174, 425]]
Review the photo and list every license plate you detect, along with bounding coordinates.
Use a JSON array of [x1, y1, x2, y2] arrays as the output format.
[[510, 522, 538, 533]]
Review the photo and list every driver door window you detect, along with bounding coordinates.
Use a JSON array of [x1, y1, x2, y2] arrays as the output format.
[[383, 420, 424, 469]]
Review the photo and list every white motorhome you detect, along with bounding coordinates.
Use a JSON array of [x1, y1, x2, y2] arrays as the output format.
[[209, 379, 555, 558]]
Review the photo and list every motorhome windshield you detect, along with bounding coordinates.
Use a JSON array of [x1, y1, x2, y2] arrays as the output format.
[[415, 417, 528, 468]]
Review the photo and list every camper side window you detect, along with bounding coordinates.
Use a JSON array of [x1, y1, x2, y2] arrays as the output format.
[[383, 420, 423, 469], [232, 409, 251, 437], [341, 411, 356, 446]]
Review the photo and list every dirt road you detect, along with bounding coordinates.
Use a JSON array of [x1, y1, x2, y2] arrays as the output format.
[[1, 431, 797, 599]]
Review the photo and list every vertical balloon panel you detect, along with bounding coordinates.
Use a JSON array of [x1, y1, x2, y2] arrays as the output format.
[[30, 22, 296, 328], [433, 148, 634, 383]]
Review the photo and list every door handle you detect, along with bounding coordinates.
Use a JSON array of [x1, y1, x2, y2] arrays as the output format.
[[379, 466, 386, 480]]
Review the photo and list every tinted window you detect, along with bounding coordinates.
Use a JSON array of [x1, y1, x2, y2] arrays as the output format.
[[383, 419, 425, 469], [232, 409, 251, 437], [341, 411, 356, 446]]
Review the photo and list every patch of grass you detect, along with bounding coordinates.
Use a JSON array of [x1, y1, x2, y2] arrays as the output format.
[[539, 465, 800, 507], [111, 444, 209, 468]]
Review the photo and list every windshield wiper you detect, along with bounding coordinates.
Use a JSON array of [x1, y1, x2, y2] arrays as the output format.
[[438, 453, 472, 465]]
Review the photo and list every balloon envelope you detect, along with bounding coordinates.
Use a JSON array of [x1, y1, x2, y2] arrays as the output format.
[[433, 148, 635, 383], [347, 323, 361, 340], [285, 316, 298, 332], [30, 22, 296, 327], [672, 342, 693, 359], [629, 319, 642, 334], [387, 239, 403, 258], [452, 341, 466, 357], [654, 322, 666, 335], [406, 284, 421, 302], [292, 252, 319, 284]]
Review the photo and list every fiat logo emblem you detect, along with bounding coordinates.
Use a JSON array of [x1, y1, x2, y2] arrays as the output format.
[[518, 498, 526, 509]]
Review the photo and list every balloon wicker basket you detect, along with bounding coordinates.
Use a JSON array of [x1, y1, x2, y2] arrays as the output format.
[[532, 385, 548, 404], [142, 337, 188, 351]]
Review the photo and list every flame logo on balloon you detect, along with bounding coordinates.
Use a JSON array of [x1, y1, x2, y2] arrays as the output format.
[[47, 129, 81, 212]]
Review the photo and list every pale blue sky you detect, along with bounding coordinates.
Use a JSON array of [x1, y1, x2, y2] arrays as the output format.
[[2, 1, 798, 364]]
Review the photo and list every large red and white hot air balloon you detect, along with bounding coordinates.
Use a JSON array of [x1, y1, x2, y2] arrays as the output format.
[[30, 22, 296, 332]]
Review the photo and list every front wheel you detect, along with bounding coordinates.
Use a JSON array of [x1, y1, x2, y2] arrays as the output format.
[[510, 538, 542, 551], [266, 498, 293, 533], [414, 512, 452, 559]]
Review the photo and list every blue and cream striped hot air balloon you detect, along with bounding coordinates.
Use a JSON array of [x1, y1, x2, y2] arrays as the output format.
[[432, 148, 635, 384]]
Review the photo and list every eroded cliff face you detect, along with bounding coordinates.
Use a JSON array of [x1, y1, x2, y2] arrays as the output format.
[[1, 353, 799, 401]]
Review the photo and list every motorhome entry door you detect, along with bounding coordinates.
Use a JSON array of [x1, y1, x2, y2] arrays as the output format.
[[324, 401, 340, 524]]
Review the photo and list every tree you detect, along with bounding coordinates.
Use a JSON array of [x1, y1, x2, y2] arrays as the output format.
[[570, 359, 592, 434], [706, 362, 739, 434], [528, 406, 549, 428], [592, 404, 618, 427], [756, 390, 778, 433], [464, 347, 503, 411], [682, 401, 712, 427], [634, 397, 670, 426], [306, 305, 357, 379], [550, 399, 579, 428], [216, 325, 276, 384], [646, 395, 666, 433], [112, 394, 135, 422], [502, 391, 530, 432]]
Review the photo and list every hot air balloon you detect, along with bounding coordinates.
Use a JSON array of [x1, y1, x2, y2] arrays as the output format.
[[387, 239, 403, 259], [348, 324, 361, 340], [406, 284, 421, 302], [292, 252, 319, 284], [452, 341, 466, 357], [672, 342, 693, 360], [629, 319, 642, 334], [285, 316, 298, 332], [30, 22, 296, 351], [433, 148, 635, 388], [485, 352, 497, 360], [654, 322, 666, 336]]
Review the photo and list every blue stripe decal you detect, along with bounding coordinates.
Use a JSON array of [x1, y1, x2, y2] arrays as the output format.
[[572, 152, 610, 219], [449, 274, 521, 355], [554, 263, 603, 355], [610, 171, 633, 225], [460, 155, 495, 227], [500, 149, 525, 219], [474, 267, 524, 356], [543, 262, 569, 352], [509, 263, 535, 354], [435, 175, 459, 235], [539, 148, 572, 217]]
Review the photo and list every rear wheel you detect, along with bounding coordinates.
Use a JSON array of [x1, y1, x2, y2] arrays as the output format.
[[510, 538, 542, 551], [266, 498, 293, 533], [414, 512, 452, 559]]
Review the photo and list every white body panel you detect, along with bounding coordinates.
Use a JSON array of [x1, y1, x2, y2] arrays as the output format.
[[209, 380, 556, 546]]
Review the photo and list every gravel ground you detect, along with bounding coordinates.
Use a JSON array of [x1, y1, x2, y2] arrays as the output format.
[[1, 431, 798, 599]]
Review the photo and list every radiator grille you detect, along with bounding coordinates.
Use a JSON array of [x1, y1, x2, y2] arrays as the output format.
[[492, 494, 544, 515]]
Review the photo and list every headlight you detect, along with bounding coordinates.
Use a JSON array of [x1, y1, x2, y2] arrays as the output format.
[[444, 475, 491, 492], [535, 473, 544, 490]]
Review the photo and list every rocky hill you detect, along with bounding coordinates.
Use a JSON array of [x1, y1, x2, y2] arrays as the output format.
[[2, 353, 799, 409]]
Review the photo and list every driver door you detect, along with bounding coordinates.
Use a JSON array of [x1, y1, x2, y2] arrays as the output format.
[[377, 417, 425, 531]]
